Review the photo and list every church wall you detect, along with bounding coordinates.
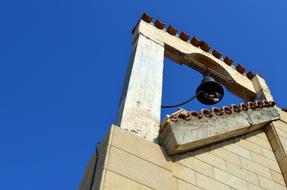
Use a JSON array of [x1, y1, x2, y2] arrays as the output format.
[[266, 110, 287, 185], [80, 123, 287, 190], [175, 129, 285, 190]]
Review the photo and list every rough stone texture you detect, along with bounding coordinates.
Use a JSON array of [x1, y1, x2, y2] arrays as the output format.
[[116, 33, 164, 141], [159, 107, 279, 155]]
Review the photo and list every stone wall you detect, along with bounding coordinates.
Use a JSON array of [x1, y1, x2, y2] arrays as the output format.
[[79, 110, 287, 190], [175, 129, 285, 190]]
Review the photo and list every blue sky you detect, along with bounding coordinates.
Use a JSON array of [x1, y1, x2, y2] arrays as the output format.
[[1, 1, 287, 189]]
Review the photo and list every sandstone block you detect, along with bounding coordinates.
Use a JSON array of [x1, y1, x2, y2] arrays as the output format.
[[103, 170, 142, 190], [178, 156, 214, 177], [110, 126, 172, 171], [250, 151, 281, 172], [235, 137, 263, 155], [196, 172, 230, 190], [210, 147, 241, 166], [172, 163, 196, 184], [258, 175, 286, 190], [261, 147, 276, 161], [194, 151, 227, 171], [245, 135, 272, 150], [240, 157, 272, 179], [270, 169, 286, 185], [247, 183, 265, 190], [224, 144, 252, 160], [107, 146, 175, 190], [214, 168, 249, 190], [226, 161, 259, 185], [177, 179, 201, 190]]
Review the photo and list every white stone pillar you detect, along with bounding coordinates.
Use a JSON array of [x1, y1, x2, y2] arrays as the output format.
[[116, 34, 165, 141]]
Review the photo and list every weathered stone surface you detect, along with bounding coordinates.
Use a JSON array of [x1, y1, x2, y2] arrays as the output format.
[[159, 107, 279, 155], [116, 33, 164, 141]]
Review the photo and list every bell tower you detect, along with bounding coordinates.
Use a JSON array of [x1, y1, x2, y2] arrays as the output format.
[[79, 13, 287, 190]]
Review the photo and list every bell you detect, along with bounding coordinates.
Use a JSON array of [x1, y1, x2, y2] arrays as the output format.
[[196, 75, 224, 105]]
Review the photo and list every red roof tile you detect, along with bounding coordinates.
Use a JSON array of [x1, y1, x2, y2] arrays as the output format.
[[168, 100, 276, 122]]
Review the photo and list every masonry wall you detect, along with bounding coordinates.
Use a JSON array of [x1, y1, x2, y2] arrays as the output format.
[[266, 110, 287, 185], [79, 110, 287, 190], [175, 129, 285, 190]]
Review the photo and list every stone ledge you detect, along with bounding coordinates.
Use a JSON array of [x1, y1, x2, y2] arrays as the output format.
[[159, 107, 279, 155]]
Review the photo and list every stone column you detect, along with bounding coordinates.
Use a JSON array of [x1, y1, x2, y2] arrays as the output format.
[[116, 34, 165, 141]]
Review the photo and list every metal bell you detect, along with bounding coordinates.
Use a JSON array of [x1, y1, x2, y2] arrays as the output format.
[[196, 75, 224, 105]]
